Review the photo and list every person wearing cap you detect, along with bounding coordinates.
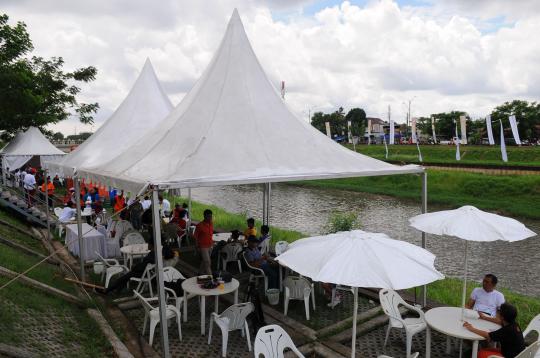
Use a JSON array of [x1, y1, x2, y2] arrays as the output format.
[[245, 235, 279, 289]]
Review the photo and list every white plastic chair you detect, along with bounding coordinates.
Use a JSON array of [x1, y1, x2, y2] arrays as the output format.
[[378, 353, 419, 358], [207, 302, 254, 357], [524, 314, 540, 341], [274, 241, 288, 256], [122, 230, 146, 266], [130, 263, 156, 297], [254, 324, 305, 358], [379, 288, 426, 358], [330, 285, 354, 309], [243, 251, 268, 292], [283, 276, 315, 320], [54, 207, 63, 218], [162, 267, 196, 317], [95, 251, 129, 288], [221, 244, 243, 273], [133, 290, 182, 346], [488, 341, 540, 358]]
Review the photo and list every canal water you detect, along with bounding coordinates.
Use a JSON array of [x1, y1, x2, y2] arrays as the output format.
[[190, 183, 540, 297]]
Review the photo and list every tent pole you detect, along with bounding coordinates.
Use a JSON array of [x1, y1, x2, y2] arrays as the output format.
[[421, 171, 428, 307], [267, 182, 271, 226], [262, 184, 266, 226], [351, 287, 358, 358], [74, 178, 84, 279], [151, 188, 170, 357], [44, 170, 51, 241]]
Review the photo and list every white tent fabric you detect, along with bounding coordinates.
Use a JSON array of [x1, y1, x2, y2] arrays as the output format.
[[78, 9, 422, 194], [0, 127, 65, 170], [45, 59, 173, 177]]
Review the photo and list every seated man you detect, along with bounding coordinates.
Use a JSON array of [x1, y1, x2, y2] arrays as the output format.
[[58, 201, 76, 223], [245, 236, 279, 289], [466, 273, 505, 319], [258, 225, 270, 251], [244, 217, 257, 238]]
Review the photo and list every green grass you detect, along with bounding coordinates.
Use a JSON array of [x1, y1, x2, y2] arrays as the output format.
[[346, 144, 540, 167], [293, 169, 540, 219], [0, 223, 47, 255], [424, 278, 540, 328]]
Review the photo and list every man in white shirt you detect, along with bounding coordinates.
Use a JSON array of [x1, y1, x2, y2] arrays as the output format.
[[141, 196, 151, 210], [158, 194, 171, 217], [59, 202, 76, 223], [466, 274, 505, 318], [23, 169, 36, 207]]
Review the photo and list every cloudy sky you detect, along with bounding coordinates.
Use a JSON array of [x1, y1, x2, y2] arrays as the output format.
[[3, 0, 539, 134]]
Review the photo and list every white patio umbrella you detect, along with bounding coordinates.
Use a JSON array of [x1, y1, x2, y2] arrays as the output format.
[[409, 205, 536, 315], [275, 230, 444, 357]]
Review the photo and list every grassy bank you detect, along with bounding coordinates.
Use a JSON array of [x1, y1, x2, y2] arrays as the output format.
[[0, 208, 113, 356], [346, 144, 540, 167], [293, 169, 540, 219]]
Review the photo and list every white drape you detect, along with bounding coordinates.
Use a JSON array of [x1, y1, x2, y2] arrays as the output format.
[[500, 119, 508, 162], [431, 116, 437, 143], [508, 115, 521, 145], [389, 118, 395, 145], [486, 115, 495, 145]]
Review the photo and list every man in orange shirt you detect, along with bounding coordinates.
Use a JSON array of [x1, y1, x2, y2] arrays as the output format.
[[113, 190, 126, 214], [39, 177, 55, 206], [194, 209, 214, 275]]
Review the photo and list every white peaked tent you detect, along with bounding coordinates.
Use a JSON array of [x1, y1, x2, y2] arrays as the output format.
[[75, 10, 426, 357], [1, 127, 65, 180], [78, 10, 423, 193], [46, 59, 173, 177]]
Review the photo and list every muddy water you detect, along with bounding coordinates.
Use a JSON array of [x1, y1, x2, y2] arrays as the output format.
[[190, 184, 540, 297]]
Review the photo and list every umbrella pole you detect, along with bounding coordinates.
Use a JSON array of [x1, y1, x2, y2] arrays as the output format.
[[461, 240, 469, 319], [421, 171, 428, 307], [351, 287, 358, 357]]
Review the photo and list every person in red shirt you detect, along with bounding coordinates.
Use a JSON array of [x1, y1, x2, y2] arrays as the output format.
[[113, 190, 126, 213], [194, 209, 214, 275]]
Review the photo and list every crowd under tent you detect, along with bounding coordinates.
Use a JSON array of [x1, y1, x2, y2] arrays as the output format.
[[75, 9, 426, 357], [1, 126, 65, 183], [45, 58, 173, 178]]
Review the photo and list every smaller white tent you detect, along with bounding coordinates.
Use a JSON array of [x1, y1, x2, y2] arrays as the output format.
[[1, 126, 65, 172], [46, 59, 173, 177]]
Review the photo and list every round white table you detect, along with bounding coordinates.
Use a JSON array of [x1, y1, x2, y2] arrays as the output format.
[[425, 307, 501, 358], [181, 277, 240, 335], [120, 243, 149, 269], [213, 232, 232, 242]]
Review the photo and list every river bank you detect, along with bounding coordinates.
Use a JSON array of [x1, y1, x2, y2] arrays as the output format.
[[294, 169, 540, 220]]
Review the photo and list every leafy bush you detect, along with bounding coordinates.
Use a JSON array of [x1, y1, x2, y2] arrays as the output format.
[[324, 212, 361, 234]]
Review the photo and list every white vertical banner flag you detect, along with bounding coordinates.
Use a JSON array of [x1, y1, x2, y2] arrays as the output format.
[[367, 119, 372, 145], [486, 115, 495, 145], [383, 135, 389, 159], [411, 117, 417, 144], [389, 119, 395, 145], [508, 115, 521, 145], [460, 115, 468, 144], [455, 120, 461, 160], [431, 116, 437, 143], [347, 120, 353, 144], [325, 122, 331, 138], [500, 119, 508, 162]]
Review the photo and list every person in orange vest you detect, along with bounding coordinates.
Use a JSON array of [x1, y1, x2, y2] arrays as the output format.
[[113, 190, 126, 213], [39, 176, 55, 206]]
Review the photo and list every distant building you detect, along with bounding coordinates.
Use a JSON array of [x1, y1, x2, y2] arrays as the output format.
[[364, 117, 401, 144]]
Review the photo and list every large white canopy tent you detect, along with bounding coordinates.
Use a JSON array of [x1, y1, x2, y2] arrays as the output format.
[[45, 58, 173, 178], [74, 10, 426, 356], [1, 126, 65, 183]]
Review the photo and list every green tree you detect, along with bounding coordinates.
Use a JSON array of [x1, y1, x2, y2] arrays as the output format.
[[0, 14, 98, 139], [490, 100, 540, 143], [345, 107, 366, 137], [328, 107, 346, 137], [310, 111, 327, 134], [52, 132, 64, 141], [431, 111, 468, 140], [66, 132, 92, 141]]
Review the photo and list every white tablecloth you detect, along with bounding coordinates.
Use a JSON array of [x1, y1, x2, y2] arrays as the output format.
[[65, 223, 105, 261]]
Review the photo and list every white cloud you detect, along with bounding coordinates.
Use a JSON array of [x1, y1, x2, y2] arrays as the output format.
[[3, 0, 539, 135]]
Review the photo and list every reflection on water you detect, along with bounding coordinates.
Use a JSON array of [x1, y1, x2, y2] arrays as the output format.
[[190, 183, 540, 297]]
